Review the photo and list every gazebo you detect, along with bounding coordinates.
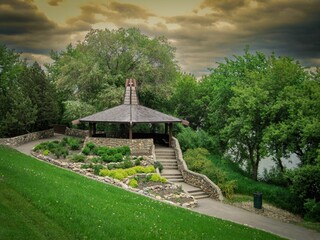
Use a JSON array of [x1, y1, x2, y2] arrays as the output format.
[[79, 79, 183, 146]]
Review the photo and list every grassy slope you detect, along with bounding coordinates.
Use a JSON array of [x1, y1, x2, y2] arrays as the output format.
[[0, 146, 283, 240], [209, 155, 295, 211]]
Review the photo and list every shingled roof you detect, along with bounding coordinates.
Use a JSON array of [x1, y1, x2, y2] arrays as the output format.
[[79, 79, 181, 124]]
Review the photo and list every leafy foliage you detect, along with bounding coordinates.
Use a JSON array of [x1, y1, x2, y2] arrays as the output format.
[[48, 28, 178, 112]]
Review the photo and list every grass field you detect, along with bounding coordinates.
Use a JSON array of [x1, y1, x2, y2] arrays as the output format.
[[0, 146, 283, 240]]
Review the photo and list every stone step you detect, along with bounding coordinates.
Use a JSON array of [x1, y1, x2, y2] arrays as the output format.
[[163, 166, 178, 170], [161, 162, 177, 165], [192, 194, 209, 199], [155, 153, 176, 157], [156, 159, 177, 162], [162, 173, 183, 177], [168, 178, 184, 182], [187, 189, 204, 194]]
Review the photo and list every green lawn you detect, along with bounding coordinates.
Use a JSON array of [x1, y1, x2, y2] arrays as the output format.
[[0, 146, 283, 240]]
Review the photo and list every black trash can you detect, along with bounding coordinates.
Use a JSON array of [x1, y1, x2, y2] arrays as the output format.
[[253, 192, 263, 209]]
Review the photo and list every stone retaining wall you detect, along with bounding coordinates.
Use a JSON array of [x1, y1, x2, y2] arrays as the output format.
[[65, 127, 89, 138], [84, 137, 154, 156], [0, 129, 54, 146], [172, 137, 224, 201]]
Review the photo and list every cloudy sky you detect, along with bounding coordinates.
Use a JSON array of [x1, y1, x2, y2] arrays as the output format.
[[1, 0, 319, 76]]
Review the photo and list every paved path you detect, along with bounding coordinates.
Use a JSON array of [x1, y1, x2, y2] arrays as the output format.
[[12, 136, 320, 240]]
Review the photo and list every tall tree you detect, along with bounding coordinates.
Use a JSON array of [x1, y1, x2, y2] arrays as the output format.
[[201, 50, 309, 180], [48, 28, 178, 113]]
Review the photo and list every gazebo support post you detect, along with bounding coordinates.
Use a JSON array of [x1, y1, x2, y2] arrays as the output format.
[[89, 123, 93, 137], [93, 123, 97, 136], [129, 123, 133, 140], [165, 123, 168, 135], [168, 123, 173, 147]]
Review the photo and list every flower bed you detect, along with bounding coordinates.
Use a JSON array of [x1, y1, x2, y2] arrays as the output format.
[[32, 140, 197, 208]]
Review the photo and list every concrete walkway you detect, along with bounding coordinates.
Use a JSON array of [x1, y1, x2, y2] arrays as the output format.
[[12, 136, 320, 240]]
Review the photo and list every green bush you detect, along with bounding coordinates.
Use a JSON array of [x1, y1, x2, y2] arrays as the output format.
[[144, 166, 156, 173], [133, 166, 145, 173], [66, 138, 81, 150], [150, 174, 167, 183], [184, 148, 210, 172], [70, 154, 86, 162], [99, 169, 110, 177], [124, 160, 133, 168], [91, 157, 102, 163], [101, 154, 115, 163], [119, 146, 131, 155], [34, 142, 49, 151], [86, 142, 96, 150], [43, 150, 49, 156], [125, 168, 137, 176], [262, 167, 288, 187], [154, 161, 163, 173], [177, 127, 219, 153], [288, 165, 320, 216], [221, 180, 238, 199], [129, 179, 138, 188], [92, 164, 104, 175], [97, 147, 109, 156], [304, 199, 320, 222], [109, 169, 128, 180], [114, 153, 123, 162], [82, 147, 90, 155]]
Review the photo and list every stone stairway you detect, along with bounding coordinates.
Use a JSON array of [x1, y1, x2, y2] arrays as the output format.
[[155, 146, 209, 199]]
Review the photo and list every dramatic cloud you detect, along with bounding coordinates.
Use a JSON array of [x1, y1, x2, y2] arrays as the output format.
[[0, 0, 319, 76], [48, 0, 64, 6]]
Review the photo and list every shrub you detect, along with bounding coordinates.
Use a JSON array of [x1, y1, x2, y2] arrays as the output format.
[[154, 161, 163, 173], [129, 179, 138, 188], [114, 153, 123, 162], [201, 165, 227, 185], [82, 147, 91, 155], [99, 169, 110, 177], [70, 154, 86, 162], [177, 127, 219, 153], [144, 166, 156, 173], [134, 158, 141, 166], [91, 157, 102, 163], [92, 164, 104, 175], [221, 180, 238, 199], [124, 160, 133, 168], [34, 142, 49, 151], [288, 165, 320, 216], [97, 147, 109, 156], [133, 166, 145, 173], [109, 169, 128, 180], [67, 138, 81, 150], [304, 199, 320, 222], [119, 146, 131, 155], [262, 167, 288, 187], [125, 168, 137, 176], [150, 173, 161, 182], [184, 148, 210, 172], [86, 142, 96, 150], [101, 154, 115, 163], [81, 163, 93, 169], [43, 150, 49, 156], [150, 174, 167, 183]]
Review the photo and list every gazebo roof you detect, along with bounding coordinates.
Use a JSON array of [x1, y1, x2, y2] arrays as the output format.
[[79, 79, 181, 124]]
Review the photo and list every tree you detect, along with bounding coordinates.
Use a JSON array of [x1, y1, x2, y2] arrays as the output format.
[[23, 62, 59, 131], [48, 28, 178, 113], [0, 45, 37, 137], [201, 50, 309, 180]]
